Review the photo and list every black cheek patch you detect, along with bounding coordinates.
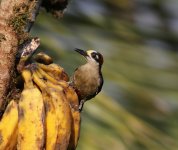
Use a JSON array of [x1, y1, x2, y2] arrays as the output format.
[[91, 52, 103, 65]]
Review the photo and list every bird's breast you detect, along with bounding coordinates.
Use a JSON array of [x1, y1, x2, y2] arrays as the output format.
[[73, 64, 100, 100]]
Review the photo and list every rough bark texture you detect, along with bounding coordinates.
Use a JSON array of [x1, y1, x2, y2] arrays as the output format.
[[0, 0, 42, 111]]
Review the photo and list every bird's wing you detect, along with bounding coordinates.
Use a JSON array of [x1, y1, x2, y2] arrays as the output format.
[[96, 73, 103, 94]]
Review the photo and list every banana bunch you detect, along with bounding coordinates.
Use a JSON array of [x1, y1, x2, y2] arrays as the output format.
[[0, 52, 81, 150]]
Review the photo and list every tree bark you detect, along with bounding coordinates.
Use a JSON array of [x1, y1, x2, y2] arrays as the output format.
[[0, 0, 42, 111]]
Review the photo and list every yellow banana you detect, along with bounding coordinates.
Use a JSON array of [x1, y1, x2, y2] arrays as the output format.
[[37, 63, 69, 81], [50, 89, 72, 150], [38, 66, 80, 150], [37, 66, 69, 90], [32, 68, 63, 91], [0, 100, 18, 150], [32, 65, 80, 150], [44, 74, 80, 150], [42, 78, 80, 150], [17, 69, 45, 150], [37, 66, 59, 84], [34, 69, 72, 150], [32, 71, 59, 150], [7, 128, 18, 150], [43, 90, 59, 150], [65, 86, 81, 150], [37, 63, 63, 74]]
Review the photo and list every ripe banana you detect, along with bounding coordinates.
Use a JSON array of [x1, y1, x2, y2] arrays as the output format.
[[50, 89, 72, 150], [36, 66, 69, 90], [32, 69, 72, 150], [38, 70, 80, 150], [37, 66, 59, 84], [65, 86, 81, 150], [37, 63, 69, 81], [34, 65, 81, 150], [32, 71, 59, 150], [42, 90, 59, 150], [0, 100, 18, 150], [17, 69, 45, 150]]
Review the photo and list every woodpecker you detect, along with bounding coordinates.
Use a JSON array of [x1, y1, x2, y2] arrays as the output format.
[[71, 48, 104, 111]]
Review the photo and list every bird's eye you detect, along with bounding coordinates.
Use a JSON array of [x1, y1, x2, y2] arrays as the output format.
[[91, 53, 98, 60]]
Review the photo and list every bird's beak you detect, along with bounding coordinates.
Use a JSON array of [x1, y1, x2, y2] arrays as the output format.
[[74, 48, 88, 57]]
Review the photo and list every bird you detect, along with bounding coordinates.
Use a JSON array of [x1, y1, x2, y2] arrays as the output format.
[[70, 48, 104, 111]]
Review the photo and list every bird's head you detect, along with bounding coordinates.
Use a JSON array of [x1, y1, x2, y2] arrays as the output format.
[[75, 48, 104, 67]]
